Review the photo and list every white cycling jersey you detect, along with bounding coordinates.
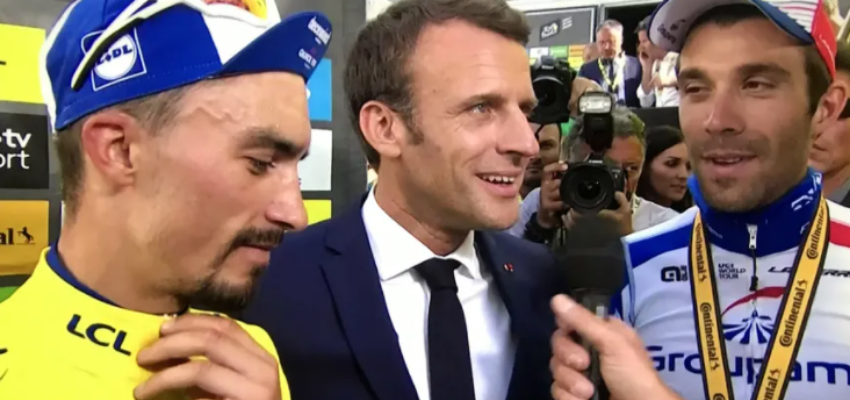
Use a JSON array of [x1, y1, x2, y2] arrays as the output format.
[[617, 171, 850, 400]]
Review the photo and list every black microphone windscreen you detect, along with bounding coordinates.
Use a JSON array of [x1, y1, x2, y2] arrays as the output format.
[[556, 215, 626, 295]]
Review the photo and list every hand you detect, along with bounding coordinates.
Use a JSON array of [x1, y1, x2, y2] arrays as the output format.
[[597, 192, 633, 236], [537, 162, 568, 228], [638, 46, 654, 67], [134, 315, 281, 400], [549, 295, 681, 400], [569, 77, 602, 117]]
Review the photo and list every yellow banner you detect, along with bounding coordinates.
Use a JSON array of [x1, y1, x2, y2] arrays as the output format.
[[0, 24, 45, 104], [0, 200, 49, 276], [304, 200, 331, 225]]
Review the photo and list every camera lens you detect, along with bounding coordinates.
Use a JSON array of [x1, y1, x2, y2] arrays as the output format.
[[560, 164, 616, 213], [577, 180, 601, 200]]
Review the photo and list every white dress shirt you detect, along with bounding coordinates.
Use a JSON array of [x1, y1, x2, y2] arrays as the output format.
[[362, 189, 516, 400], [637, 52, 680, 108]]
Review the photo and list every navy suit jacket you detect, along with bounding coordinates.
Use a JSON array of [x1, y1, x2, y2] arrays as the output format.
[[242, 198, 564, 400], [578, 56, 642, 108]]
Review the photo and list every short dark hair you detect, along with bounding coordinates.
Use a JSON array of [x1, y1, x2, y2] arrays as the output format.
[[687, 4, 831, 115], [343, 0, 530, 169], [635, 16, 650, 34], [55, 87, 191, 219]]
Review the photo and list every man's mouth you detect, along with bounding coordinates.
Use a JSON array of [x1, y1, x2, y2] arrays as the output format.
[[478, 174, 517, 185], [704, 153, 756, 166]]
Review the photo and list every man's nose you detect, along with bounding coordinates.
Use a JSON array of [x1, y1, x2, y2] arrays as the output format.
[[703, 88, 745, 136], [499, 110, 539, 159], [266, 174, 308, 231]]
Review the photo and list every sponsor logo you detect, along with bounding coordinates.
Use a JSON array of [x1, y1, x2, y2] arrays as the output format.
[[81, 28, 147, 91], [0, 113, 49, 189], [650, 345, 850, 385], [656, 24, 678, 45], [67, 314, 132, 356], [718, 263, 745, 280], [298, 48, 318, 68], [695, 222, 708, 282], [561, 17, 573, 31], [700, 302, 722, 371], [308, 17, 331, 45], [661, 265, 688, 282], [0, 201, 49, 276], [779, 280, 808, 347], [722, 287, 784, 345], [0, 226, 35, 246], [769, 266, 850, 278], [807, 206, 825, 259], [540, 20, 559, 41]]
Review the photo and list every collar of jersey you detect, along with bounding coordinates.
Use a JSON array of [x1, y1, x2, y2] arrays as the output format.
[[5, 249, 196, 378], [687, 168, 822, 257]]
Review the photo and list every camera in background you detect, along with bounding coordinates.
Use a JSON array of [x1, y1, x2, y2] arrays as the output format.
[[560, 92, 626, 213], [528, 55, 574, 126]]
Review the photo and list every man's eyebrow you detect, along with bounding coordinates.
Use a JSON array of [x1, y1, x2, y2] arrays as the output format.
[[736, 62, 791, 79], [676, 67, 709, 82], [238, 127, 307, 160]]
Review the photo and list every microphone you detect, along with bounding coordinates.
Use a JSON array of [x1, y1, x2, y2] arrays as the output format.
[[554, 215, 627, 400]]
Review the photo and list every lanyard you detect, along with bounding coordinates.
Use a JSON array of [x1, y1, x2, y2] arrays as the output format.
[[598, 57, 624, 93], [689, 195, 829, 400]]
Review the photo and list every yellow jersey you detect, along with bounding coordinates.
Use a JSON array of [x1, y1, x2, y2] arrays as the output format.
[[0, 248, 290, 400]]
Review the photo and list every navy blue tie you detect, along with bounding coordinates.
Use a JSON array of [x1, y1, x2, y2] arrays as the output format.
[[414, 258, 476, 400]]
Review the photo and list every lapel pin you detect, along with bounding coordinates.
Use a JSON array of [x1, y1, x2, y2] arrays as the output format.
[[504, 263, 514, 272]]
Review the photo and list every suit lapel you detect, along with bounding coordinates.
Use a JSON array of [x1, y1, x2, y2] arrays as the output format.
[[321, 201, 419, 400]]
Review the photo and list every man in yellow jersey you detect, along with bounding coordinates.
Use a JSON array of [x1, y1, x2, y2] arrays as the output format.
[[0, 0, 332, 399]]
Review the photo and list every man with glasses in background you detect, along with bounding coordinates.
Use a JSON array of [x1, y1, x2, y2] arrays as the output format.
[[0, 0, 331, 399], [578, 20, 642, 108]]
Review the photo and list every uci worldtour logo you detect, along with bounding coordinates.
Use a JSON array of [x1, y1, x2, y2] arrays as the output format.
[[81, 28, 147, 91]]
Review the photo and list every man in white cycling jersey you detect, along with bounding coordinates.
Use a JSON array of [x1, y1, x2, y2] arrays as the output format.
[[608, 1, 850, 400]]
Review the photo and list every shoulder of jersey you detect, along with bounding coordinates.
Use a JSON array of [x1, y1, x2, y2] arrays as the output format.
[[621, 207, 696, 268], [624, 206, 696, 246]]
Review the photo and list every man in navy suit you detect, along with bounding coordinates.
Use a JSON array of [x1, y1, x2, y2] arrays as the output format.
[[578, 20, 642, 108], [241, 0, 564, 399]]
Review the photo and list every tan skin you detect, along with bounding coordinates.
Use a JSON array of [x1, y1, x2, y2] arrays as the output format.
[[647, 143, 690, 207], [359, 20, 538, 255], [58, 72, 310, 399], [596, 27, 621, 60], [550, 18, 845, 400], [677, 19, 845, 212], [810, 70, 850, 196], [523, 123, 561, 197]]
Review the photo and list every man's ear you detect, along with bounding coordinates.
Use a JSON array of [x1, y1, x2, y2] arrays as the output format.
[[812, 81, 848, 137], [359, 100, 407, 163], [79, 110, 144, 193]]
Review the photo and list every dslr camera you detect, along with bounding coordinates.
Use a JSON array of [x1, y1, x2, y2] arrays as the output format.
[[560, 92, 626, 213], [528, 55, 574, 125]]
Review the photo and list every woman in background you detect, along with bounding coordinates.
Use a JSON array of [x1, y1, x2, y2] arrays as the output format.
[[637, 125, 693, 212]]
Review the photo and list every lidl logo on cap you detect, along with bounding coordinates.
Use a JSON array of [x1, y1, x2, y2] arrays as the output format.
[[81, 28, 147, 91], [308, 17, 331, 45]]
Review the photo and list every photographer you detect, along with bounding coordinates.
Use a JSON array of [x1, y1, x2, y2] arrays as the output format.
[[522, 99, 678, 243]]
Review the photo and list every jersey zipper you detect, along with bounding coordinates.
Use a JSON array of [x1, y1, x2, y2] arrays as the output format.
[[748, 224, 758, 292]]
